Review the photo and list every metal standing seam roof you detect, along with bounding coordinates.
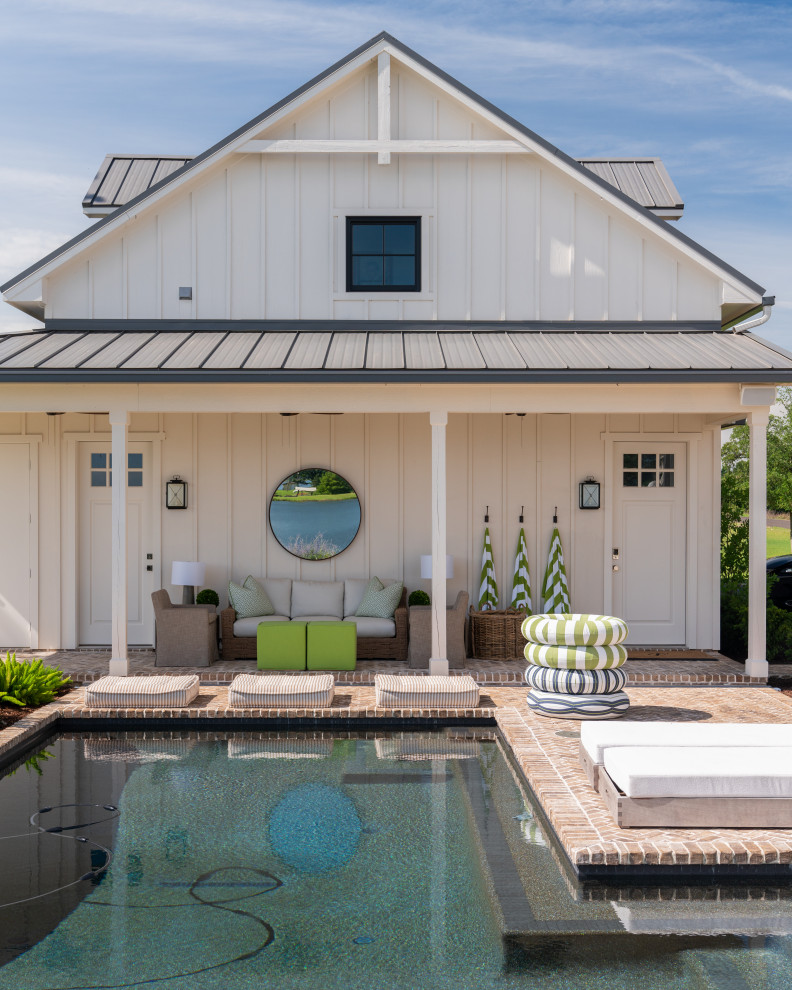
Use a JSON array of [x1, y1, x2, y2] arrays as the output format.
[[1, 32, 763, 301], [1, 324, 791, 382], [82, 154, 683, 219]]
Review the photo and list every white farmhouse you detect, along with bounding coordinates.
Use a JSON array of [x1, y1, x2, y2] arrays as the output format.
[[0, 32, 787, 678]]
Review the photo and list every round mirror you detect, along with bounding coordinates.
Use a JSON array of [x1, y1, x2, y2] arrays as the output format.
[[269, 469, 361, 560]]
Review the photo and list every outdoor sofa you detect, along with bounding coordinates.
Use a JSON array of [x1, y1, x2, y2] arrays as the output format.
[[220, 577, 408, 661]]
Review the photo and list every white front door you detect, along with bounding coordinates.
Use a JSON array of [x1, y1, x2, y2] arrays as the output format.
[[0, 444, 33, 647], [78, 442, 155, 646], [612, 442, 686, 645]]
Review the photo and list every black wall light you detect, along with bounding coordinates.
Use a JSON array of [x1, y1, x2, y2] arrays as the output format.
[[166, 477, 188, 509], [579, 478, 600, 510]]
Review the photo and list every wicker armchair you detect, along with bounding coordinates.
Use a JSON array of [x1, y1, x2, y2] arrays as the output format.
[[152, 589, 218, 667]]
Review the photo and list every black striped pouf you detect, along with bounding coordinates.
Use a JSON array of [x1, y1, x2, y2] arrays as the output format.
[[526, 688, 630, 720], [524, 665, 626, 695]]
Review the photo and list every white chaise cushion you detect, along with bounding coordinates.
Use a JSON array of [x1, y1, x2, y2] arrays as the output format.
[[85, 675, 199, 708], [233, 614, 289, 636], [581, 721, 792, 765], [228, 673, 334, 707], [605, 745, 792, 799], [343, 615, 396, 638], [291, 580, 344, 619], [374, 674, 479, 708]]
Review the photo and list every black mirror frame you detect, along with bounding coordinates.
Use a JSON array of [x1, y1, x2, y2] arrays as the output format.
[[268, 468, 361, 561]]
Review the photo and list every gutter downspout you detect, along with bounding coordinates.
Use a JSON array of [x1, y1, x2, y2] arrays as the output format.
[[730, 295, 775, 334]]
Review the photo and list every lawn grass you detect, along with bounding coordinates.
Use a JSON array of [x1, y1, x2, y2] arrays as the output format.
[[768, 526, 791, 557]]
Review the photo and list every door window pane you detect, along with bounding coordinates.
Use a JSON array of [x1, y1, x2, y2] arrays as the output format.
[[659, 472, 675, 488], [659, 453, 675, 469], [623, 471, 638, 487], [623, 454, 638, 469], [128, 471, 143, 487], [128, 453, 143, 469], [641, 454, 656, 469], [641, 472, 656, 487], [91, 453, 106, 469], [90, 471, 106, 487]]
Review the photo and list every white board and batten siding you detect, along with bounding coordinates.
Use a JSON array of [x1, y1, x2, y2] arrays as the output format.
[[46, 61, 726, 324]]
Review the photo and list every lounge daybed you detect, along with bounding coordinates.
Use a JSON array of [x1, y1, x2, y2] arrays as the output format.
[[220, 578, 407, 661], [227, 672, 335, 708], [579, 721, 792, 788], [84, 674, 200, 708], [600, 745, 792, 828]]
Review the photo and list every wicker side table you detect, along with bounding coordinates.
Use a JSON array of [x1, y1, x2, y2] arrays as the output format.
[[468, 608, 527, 661]]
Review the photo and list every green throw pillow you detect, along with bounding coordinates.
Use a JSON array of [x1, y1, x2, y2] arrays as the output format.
[[356, 577, 403, 619], [228, 576, 275, 619]]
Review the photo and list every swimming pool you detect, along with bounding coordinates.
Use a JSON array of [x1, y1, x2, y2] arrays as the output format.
[[1, 729, 792, 989]]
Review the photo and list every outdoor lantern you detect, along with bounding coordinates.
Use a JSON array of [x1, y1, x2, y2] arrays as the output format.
[[166, 477, 187, 509], [579, 478, 601, 510]]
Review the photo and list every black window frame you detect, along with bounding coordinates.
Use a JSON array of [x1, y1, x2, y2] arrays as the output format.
[[345, 217, 421, 293]]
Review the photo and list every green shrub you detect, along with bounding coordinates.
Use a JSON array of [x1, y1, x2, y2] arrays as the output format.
[[0, 654, 71, 708], [408, 590, 431, 607], [720, 577, 792, 663], [196, 588, 220, 607]]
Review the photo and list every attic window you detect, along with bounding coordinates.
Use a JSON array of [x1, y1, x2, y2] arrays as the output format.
[[346, 217, 420, 292]]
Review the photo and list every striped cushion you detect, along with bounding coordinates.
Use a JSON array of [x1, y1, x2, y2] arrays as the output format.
[[524, 665, 627, 695], [374, 674, 479, 709], [527, 688, 630, 720], [522, 613, 628, 647], [84, 675, 199, 708], [227, 738, 333, 759], [525, 642, 627, 670], [374, 735, 481, 761], [228, 673, 334, 708]]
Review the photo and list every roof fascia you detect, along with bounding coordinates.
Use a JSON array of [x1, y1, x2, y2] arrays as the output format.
[[382, 37, 763, 300]]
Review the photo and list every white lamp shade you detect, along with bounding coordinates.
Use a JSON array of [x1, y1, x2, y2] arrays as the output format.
[[171, 561, 206, 587], [420, 555, 454, 579]]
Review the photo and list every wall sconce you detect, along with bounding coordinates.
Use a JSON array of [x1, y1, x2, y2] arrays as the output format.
[[579, 478, 601, 510], [166, 477, 188, 509]]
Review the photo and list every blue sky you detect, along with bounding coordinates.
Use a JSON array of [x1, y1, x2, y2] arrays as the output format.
[[1, 0, 790, 343]]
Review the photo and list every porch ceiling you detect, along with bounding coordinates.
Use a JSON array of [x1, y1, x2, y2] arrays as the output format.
[[1, 321, 791, 383]]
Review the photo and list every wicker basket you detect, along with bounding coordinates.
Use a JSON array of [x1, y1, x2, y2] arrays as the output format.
[[468, 608, 527, 661]]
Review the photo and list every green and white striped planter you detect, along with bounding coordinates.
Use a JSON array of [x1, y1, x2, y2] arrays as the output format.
[[524, 642, 628, 670], [521, 613, 628, 647]]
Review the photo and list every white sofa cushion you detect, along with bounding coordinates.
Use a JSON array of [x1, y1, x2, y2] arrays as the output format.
[[233, 614, 290, 637], [258, 578, 292, 619], [291, 580, 344, 619], [605, 745, 792, 799], [344, 614, 396, 638], [344, 578, 396, 616], [291, 614, 341, 624], [581, 721, 792, 765]]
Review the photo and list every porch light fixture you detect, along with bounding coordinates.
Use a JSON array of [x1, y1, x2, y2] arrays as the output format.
[[579, 478, 601, 510], [420, 555, 454, 579], [171, 561, 205, 605], [166, 477, 187, 509]]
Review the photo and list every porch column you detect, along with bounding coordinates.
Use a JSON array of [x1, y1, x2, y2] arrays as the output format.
[[747, 410, 769, 679], [109, 410, 129, 676], [430, 411, 448, 677]]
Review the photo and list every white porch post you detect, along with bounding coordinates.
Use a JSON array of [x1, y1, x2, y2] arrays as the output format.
[[109, 410, 129, 676], [430, 411, 448, 676], [747, 410, 769, 679]]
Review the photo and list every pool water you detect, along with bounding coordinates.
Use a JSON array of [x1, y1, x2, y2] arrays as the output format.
[[1, 730, 792, 989]]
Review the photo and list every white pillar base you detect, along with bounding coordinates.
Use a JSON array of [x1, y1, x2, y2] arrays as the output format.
[[429, 658, 449, 677], [109, 657, 130, 677], [745, 658, 769, 680]]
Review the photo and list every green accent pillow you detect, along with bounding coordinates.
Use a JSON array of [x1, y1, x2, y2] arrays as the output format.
[[228, 576, 275, 619], [356, 577, 403, 619]]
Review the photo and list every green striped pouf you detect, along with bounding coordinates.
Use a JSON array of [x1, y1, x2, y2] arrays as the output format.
[[522, 611, 630, 720]]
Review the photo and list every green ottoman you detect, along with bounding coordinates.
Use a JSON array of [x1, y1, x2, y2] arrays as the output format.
[[307, 621, 357, 671], [257, 621, 307, 670]]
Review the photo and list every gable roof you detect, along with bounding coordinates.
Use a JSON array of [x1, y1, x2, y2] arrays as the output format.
[[82, 153, 684, 219], [0, 31, 764, 300]]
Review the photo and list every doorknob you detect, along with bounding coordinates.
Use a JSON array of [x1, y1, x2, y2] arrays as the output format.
[[612, 565, 620, 572]]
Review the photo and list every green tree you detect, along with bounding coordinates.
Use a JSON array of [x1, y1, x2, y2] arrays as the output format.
[[315, 471, 352, 495]]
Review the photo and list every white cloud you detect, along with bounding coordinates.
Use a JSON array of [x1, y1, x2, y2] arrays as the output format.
[[0, 228, 71, 286]]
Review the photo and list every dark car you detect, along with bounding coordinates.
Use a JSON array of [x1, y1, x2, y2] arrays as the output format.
[[767, 555, 792, 611]]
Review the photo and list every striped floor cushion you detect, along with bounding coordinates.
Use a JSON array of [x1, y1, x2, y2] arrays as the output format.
[[374, 674, 480, 709], [84, 675, 200, 708], [522, 613, 628, 647], [374, 735, 481, 761], [527, 688, 630, 720], [228, 673, 334, 708], [524, 642, 627, 670], [524, 665, 627, 695], [227, 738, 334, 759]]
